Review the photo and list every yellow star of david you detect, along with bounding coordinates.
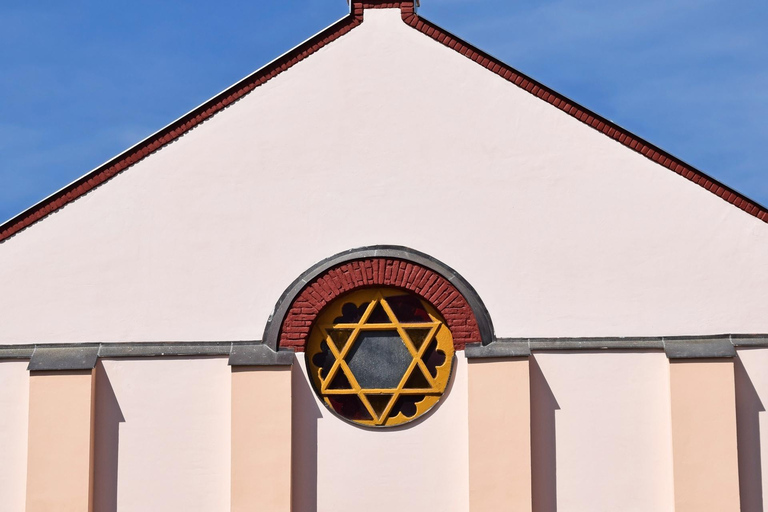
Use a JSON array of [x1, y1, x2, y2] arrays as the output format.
[[307, 288, 455, 427]]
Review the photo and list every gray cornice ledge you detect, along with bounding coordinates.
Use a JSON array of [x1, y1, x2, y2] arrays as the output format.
[[4, 335, 767, 365], [465, 335, 753, 359], [0, 345, 35, 359], [98, 341, 232, 358], [664, 337, 737, 359], [28, 345, 100, 371], [730, 334, 768, 347], [528, 337, 665, 351], [228, 343, 295, 366], [465, 337, 666, 359]]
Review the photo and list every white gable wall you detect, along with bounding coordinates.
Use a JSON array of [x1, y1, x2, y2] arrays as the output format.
[[293, 356, 470, 512], [0, 9, 766, 343], [533, 352, 675, 511], [0, 362, 29, 512], [94, 358, 231, 512], [736, 348, 768, 511]]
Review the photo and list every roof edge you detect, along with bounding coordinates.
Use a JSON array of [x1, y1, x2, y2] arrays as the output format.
[[398, 9, 768, 224], [1, 0, 765, 244], [0, 6, 371, 243]]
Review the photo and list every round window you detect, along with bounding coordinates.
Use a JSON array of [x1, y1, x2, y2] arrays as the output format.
[[306, 287, 455, 427]]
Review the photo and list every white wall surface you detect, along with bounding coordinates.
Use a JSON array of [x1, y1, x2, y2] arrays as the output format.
[[293, 355, 469, 512], [736, 348, 768, 512], [532, 352, 675, 512], [0, 7, 766, 345], [94, 358, 230, 512], [0, 362, 29, 512]]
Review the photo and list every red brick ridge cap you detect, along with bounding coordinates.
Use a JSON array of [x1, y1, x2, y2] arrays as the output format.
[[1, 0, 765, 244]]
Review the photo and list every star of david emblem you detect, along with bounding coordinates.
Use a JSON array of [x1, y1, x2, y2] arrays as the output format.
[[307, 289, 455, 427]]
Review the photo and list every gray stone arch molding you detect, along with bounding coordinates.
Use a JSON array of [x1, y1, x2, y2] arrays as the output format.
[[262, 246, 496, 351]]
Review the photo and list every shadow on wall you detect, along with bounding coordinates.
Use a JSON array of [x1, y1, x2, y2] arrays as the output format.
[[93, 362, 125, 512], [735, 353, 765, 512], [531, 356, 559, 512], [292, 362, 322, 512], [290, 353, 462, 509]]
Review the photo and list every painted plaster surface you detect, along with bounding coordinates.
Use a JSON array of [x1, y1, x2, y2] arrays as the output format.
[[532, 352, 674, 511], [0, 8, 767, 344], [293, 355, 469, 512], [26, 370, 94, 512], [95, 358, 230, 512], [231, 367, 291, 512], [468, 359, 532, 512], [735, 348, 768, 512], [0, 362, 29, 512], [669, 360, 740, 511]]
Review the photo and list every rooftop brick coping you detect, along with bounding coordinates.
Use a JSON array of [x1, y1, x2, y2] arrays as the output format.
[[279, 257, 482, 351], [1, 0, 764, 244]]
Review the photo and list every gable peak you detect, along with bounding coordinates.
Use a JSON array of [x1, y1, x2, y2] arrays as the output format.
[[349, 0, 418, 19]]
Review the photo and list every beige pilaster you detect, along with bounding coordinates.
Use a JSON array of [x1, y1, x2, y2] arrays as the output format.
[[26, 370, 96, 512], [231, 366, 292, 512], [669, 360, 740, 511], [468, 358, 532, 512]]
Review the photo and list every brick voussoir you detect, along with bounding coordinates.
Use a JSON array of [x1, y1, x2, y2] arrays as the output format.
[[278, 257, 481, 351]]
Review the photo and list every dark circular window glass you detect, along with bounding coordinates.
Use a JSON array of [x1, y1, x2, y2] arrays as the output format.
[[306, 287, 455, 427]]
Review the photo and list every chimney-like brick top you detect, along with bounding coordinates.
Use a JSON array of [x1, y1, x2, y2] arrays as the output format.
[[350, 1, 417, 15], [351, 0, 416, 6]]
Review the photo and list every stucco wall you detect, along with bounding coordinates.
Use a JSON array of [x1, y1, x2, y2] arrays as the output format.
[[294, 350, 678, 511], [736, 348, 768, 511], [0, 9, 766, 344], [293, 355, 470, 512], [5, 351, 756, 511], [0, 362, 29, 512], [94, 358, 231, 512], [532, 352, 675, 511]]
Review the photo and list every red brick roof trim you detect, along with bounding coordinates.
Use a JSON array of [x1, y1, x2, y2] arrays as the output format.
[[396, 7, 768, 224], [0, 8, 371, 243], [1, 0, 764, 244]]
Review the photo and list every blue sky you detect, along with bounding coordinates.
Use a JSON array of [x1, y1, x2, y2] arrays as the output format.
[[1, 0, 766, 223]]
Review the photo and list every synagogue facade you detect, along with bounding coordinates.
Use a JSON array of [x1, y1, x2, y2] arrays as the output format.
[[1, 2, 767, 511]]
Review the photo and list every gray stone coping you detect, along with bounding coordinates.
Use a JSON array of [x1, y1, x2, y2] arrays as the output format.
[[228, 344, 295, 366], [465, 340, 531, 358], [664, 337, 737, 359], [28, 346, 100, 371]]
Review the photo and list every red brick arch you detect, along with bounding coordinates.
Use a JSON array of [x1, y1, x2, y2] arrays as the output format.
[[279, 258, 481, 351]]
